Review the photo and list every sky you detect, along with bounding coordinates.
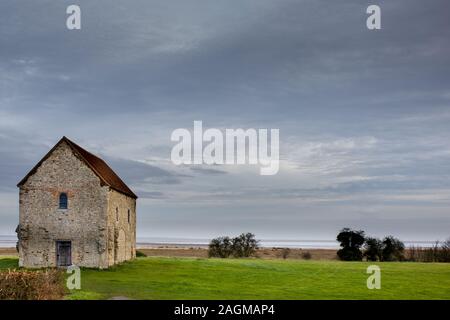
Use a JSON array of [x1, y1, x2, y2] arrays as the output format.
[[0, 0, 449, 241]]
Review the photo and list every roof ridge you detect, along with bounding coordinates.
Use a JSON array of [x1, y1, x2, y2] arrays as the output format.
[[18, 137, 138, 199]]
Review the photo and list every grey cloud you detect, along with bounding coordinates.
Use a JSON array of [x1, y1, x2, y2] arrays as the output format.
[[102, 157, 182, 185], [189, 166, 228, 175], [1, 0, 450, 241], [0, 131, 51, 191], [136, 191, 166, 199]]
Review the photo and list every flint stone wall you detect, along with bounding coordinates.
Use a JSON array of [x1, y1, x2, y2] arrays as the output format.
[[18, 141, 136, 268]]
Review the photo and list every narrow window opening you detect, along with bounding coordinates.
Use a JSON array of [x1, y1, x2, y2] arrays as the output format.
[[59, 193, 68, 209]]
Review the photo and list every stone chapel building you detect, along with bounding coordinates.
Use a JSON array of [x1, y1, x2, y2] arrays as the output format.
[[16, 137, 137, 268]]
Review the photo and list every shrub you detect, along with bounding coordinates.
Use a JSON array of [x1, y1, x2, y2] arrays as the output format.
[[407, 245, 436, 262], [0, 269, 66, 300], [382, 236, 405, 261], [302, 251, 312, 260], [336, 228, 365, 261], [440, 238, 450, 262], [364, 237, 383, 261], [208, 233, 259, 258], [232, 233, 259, 258], [407, 239, 450, 262], [208, 236, 233, 258], [136, 250, 146, 257], [337, 247, 363, 261]]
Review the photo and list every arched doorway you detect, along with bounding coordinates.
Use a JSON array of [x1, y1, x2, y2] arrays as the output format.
[[114, 229, 126, 263]]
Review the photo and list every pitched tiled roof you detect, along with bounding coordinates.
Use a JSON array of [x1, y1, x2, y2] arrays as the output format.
[[17, 137, 138, 199]]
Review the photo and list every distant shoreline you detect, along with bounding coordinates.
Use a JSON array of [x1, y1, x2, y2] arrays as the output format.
[[0, 235, 441, 249], [1, 240, 446, 260], [135, 241, 341, 249]]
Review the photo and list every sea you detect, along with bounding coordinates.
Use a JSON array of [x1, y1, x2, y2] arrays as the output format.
[[0, 235, 438, 249]]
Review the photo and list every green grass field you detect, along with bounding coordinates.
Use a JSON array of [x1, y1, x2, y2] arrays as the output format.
[[1, 256, 449, 299]]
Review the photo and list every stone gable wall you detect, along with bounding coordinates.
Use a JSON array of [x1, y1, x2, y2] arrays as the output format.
[[17, 141, 124, 268]]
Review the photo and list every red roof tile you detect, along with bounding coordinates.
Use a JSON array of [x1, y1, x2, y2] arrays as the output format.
[[17, 137, 138, 199]]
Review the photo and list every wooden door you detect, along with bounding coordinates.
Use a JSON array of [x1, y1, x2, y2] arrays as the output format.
[[56, 241, 72, 267]]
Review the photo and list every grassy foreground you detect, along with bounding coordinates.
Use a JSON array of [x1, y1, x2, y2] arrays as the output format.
[[1, 256, 449, 299]]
